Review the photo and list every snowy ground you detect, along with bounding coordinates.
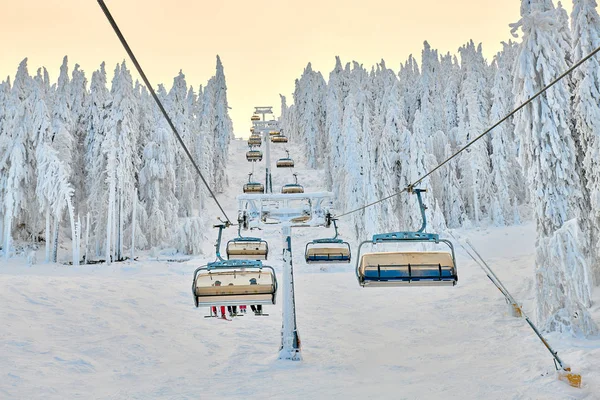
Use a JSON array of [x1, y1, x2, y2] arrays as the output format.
[[2, 139, 600, 399]]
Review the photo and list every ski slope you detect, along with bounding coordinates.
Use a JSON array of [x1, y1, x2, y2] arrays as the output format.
[[1, 139, 600, 399]]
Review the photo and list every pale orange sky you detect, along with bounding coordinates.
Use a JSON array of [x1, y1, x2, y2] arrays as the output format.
[[1, 0, 575, 138]]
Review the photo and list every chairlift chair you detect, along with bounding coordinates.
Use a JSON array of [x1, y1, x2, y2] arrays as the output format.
[[250, 127, 255, 133], [248, 135, 262, 146], [251, 114, 260, 121], [305, 217, 351, 263], [243, 173, 265, 194], [281, 173, 304, 194], [192, 224, 277, 307], [271, 135, 288, 143], [246, 150, 263, 162], [226, 223, 269, 260], [356, 188, 458, 287], [276, 150, 294, 168], [269, 130, 280, 136]]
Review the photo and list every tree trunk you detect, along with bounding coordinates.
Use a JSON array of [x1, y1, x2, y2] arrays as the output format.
[[84, 213, 90, 265], [3, 213, 11, 261], [52, 210, 61, 263], [45, 207, 50, 262], [131, 188, 137, 261]]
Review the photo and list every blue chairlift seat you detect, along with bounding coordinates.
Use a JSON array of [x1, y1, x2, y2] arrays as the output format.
[[305, 219, 351, 264], [355, 189, 458, 288]]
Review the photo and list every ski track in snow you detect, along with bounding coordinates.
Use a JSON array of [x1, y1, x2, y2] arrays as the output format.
[[1, 139, 599, 399]]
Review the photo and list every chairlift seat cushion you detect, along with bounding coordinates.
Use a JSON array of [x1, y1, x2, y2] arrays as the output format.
[[281, 186, 304, 194], [306, 247, 351, 262], [277, 160, 294, 168], [359, 252, 456, 285], [227, 242, 268, 259], [243, 184, 264, 193]]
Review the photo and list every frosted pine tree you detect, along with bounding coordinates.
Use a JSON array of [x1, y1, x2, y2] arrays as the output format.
[[211, 56, 233, 192], [398, 55, 420, 128], [168, 71, 197, 216], [32, 80, 78, 265], [103, 61, 139, 262], [85, 62, 111, 259], [571, 0, 600, 282], [139, 83, 179, 247], [340, 65, 368, 237], [456, 41, 492, 224], [0, 78, 11, 252], [293, 63, 326, 168], [323, 57, 347, 193], [512, 0, 597, 335], [69, 64, 88, 216], [375, 79, 404, 232], [2, 59, 34, 259], [441, 54, 461, 147], [489, 41, 524, 225]]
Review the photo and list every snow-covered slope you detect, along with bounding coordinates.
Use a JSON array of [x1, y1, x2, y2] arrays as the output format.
[[1, 139, 599, 399]]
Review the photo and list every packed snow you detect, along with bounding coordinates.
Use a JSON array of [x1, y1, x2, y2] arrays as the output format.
[[1, 140, 599, 399]]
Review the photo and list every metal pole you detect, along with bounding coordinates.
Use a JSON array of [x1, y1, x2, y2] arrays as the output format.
[[264, 113, 273, 193], [279, 222, 301, 360]]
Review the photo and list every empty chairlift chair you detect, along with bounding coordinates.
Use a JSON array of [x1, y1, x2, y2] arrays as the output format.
[[246, 150, 263, 162], [271, 135, 288, 144], [243, 173, 265, 194], [305, 217, 351, 264], [356, 188, 458, 287], [269, 130, 280, 136], [226, 224, 269, 260], [192, 225, 277, 308], [248, 134, 262, 147], [251, 114, 260, 121], [276, 150, 294, 168], [281, 173, 304, 194]]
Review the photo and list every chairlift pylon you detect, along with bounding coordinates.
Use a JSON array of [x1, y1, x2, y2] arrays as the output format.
[[192, 224, 277, 308], [355, 188, 458, 287], [305, 216, 351, 263]]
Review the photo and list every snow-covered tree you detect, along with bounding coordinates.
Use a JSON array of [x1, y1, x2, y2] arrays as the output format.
[[571, 0, 600, 282], [456, 41, 493, 224], [489, 41, 524, 225], [512, 0, 597, 335]]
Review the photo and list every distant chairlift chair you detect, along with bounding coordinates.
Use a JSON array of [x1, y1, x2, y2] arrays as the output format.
[[226, 223, 269, 261], [271, 135, 288, 144], [355, 188, 458, 287], [276, 150, 294, 168], [281, 173, 304, 194], [243, 173, 265, 194], [246, 150, 263, 162], [305, 216, 351, 264], [248, 134, 262, 147]]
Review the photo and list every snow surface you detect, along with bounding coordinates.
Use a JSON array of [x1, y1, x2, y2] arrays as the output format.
[[1, 139, 599, 399]]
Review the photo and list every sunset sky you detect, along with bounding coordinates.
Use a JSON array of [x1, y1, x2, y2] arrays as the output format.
[[1, 0, 574, 138]]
